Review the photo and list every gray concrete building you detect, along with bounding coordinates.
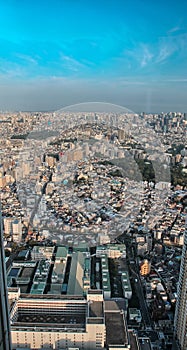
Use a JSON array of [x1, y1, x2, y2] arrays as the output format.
[[174, 223, 187, 350]]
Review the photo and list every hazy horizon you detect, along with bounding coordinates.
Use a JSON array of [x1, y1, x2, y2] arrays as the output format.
[[0, 0, 187, 112]]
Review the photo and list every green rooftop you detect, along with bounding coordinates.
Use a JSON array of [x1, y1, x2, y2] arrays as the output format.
[[56, 246, 68, 259]]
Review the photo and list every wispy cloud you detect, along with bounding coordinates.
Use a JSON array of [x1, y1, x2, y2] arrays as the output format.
[[122, 29, 187, 72], [156, 45, 175, 63], [140, 45, 153, 67], [0, 65, 27, 80], [60, 54, 86, 72], [123, 45, 154, 69], [167, 26, 181, 34], [15, 53, 38, 65], [156, 31, 187, 64]]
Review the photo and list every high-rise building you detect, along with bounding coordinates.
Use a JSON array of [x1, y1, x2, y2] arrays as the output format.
[[3, 217, 13, 236], [12, 219, 22, 242], [0, 211, 12, 350], [140, 259, 151, 276], [118, 128, 125, 141], [174, 224, 187, 349]]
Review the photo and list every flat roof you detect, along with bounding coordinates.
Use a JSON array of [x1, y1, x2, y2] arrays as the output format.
[[105, 300, 121, 312], [89, 301, 103, 318], [17, 250, 29, 258], [84, 257, 90, 270], [101, 255, 111, 291], [73, 242, 89, 251], [97, 244, 126, 251], [128, 331, 140, 350], [30, 282, 46, 294], [32, 246, 54, 253], [20, 267, 35, 278], [56, 246, 68, 259], [105, 311, 128, 346], [67, 252, 85, 295], [49, 284, 62, 294], [53, 261, 66, 277], [121, 271, 132, 291]]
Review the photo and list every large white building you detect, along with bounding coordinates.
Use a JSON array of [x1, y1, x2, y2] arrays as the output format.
[[10, 293, 104, 350], [10, 290, 130, 350], [96, 244, 126, 259], [3, 217, 13, 236], [12, 219, 22, 242], [31, 245, 55, 261], [174, 226, 187, 349]]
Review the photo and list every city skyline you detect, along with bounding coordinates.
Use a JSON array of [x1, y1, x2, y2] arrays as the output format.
[[0, 0, 187, 112], [0, 108, 186, 349]]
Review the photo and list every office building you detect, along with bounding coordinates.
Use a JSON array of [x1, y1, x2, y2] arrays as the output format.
[[31, 245, 54, 261], [3, 217, 13, 236], [121, 271, 132, 299], [140, 259, 151, 276], [10, 291, 105, 350], [0, 210, 12, 350], [118, 129, 125, 141], [67, 252, 91, 296], [96, 244, 126, 259], [174, 225, 187, 350], [10, 290, 131, 350], [12, 219, 22, 243]]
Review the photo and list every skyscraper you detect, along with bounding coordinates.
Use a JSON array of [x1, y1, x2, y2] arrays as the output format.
[[174, 220, 187, 350], [0, 210, 12, 350]]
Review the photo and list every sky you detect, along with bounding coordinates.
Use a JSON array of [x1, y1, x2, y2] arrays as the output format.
[[0, 0, 187, 112]]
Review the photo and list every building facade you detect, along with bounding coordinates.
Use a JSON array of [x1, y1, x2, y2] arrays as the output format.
[[0, 211, 12, 350], [140, 259, 151, 276], [10, 293, 105, 350], [174, 226, 187, 349]]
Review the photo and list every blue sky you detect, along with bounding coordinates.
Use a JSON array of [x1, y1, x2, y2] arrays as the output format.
[[0, 0, 187, 111]]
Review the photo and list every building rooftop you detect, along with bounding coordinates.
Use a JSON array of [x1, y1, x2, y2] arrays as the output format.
[[105, 311, 128, 346], [105, 300, 121, 312], [20, 294, 85, 300], [67, 252, 85, 295], [89, 301, 103, 318], [56, 246, 68, 259], [128, 331, 140, 350], [30, 282, 46, 294], [16, 313, 86, 327], [19, 267, 35, 278]]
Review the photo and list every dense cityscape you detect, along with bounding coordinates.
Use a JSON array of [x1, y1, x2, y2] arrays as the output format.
[[0, 110, 186, 349]]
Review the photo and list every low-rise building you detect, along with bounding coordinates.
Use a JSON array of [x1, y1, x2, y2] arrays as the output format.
[[129, 308, 142, 323], [31, 246, 54, 261], [96, 244, 126, 259], [121, 271, 132, 299], [100, 255, 111, 299]]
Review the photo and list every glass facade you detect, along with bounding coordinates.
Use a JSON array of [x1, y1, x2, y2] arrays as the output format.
[[0, 210, 12, 350]]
